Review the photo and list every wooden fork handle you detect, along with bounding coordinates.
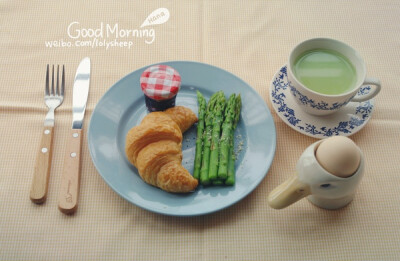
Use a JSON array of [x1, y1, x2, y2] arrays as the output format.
[[30, 126, 54, 204], [58, 129, 83, 214]]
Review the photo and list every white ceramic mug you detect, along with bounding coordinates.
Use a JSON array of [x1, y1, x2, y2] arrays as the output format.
[[287, 38, 381, 116], [268, 139, 365, 210]]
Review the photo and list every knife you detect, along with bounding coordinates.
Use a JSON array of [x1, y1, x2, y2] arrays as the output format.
[[58, 57, 90, 214]]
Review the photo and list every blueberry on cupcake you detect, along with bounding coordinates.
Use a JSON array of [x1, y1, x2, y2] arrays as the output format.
[[140, 65, 181, 112]]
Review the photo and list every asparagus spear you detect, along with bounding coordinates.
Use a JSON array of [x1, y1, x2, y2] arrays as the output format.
[[212, 179, 225, 186], [199, 92, 218, 185], [225, 146, 236, 186], [208, 91, 226, 181], [217, 94, 236, 179], [193, 91, 206, 180], [224, 94, 241, 185]]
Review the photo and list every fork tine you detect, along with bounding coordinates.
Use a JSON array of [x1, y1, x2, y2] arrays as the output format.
[[51, 65, 55, 95], [61, 65, 65, 97], [56, 65, 60, 96], [45, 64, 50, 96]]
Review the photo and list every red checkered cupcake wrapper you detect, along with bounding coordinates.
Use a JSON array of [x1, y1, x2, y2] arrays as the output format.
[[140, 65, 181, 100]]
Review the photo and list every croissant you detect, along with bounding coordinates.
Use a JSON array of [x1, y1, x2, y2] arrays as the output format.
[[125, 106, 199, 193]]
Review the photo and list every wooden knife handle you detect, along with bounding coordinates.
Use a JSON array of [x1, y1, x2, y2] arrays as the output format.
[[58, 129, 83, 214], [30, 126, 54, 203]]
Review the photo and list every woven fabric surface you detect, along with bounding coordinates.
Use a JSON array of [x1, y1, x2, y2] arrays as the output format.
[[1, 0, 400, 260]]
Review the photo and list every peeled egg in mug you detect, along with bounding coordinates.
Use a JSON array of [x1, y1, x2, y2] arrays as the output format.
[[268, 136, 365, 210], [315, 136, 360, 178]]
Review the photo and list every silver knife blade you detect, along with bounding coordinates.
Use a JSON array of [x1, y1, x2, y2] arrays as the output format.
[[72, 57, 90, 129]]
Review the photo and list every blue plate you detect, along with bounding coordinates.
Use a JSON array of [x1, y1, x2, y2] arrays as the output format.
[[88, 61, 276, 216]]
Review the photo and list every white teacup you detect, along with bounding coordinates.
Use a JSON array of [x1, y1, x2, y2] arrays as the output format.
[[287, 38, 381, 116]]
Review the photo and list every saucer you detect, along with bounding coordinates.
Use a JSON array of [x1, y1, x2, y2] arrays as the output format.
[[269, 65, 374, 139]]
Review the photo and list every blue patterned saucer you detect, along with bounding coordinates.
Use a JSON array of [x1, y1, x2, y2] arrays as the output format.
[[269, 65, 374, 139]]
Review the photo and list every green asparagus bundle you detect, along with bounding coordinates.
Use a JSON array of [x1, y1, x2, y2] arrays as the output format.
[[195, 91, 241, 186]]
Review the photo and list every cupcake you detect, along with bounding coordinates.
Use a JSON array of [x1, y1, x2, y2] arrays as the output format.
[[140, 65, 181, 112]]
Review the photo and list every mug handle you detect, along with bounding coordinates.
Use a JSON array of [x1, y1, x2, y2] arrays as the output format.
[[351, 77, 381, 102]]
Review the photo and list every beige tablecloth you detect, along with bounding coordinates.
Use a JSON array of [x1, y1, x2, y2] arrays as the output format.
[[1, 0, 400, 260]]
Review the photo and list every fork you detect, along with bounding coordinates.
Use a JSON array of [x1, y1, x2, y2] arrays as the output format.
[[30, 64, 65, 203]]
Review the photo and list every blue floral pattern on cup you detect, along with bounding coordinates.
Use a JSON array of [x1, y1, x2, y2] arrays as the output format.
[[289, 86, 351, 111], [271, 66, 373, 137]]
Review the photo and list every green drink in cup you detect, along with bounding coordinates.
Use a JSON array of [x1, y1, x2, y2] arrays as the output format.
[[293, 49, 357, 95], [287, 38, 381, 116]]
